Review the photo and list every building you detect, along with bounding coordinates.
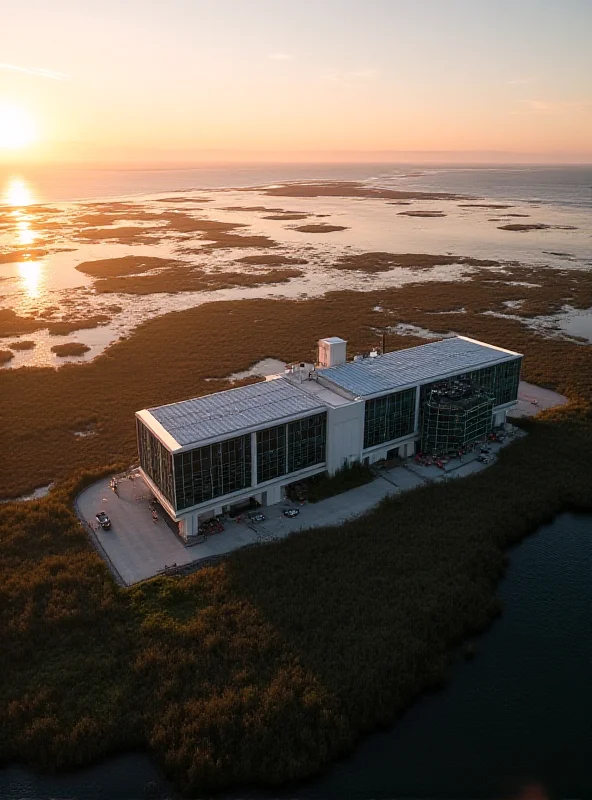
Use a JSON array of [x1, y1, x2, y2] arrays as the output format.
[[136, 335, 522, 540]]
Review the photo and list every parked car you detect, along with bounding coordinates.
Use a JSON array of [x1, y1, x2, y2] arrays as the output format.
[[283, 508, 300, 518], [248, 512, 266, 523], [96, 511, 111, 530]]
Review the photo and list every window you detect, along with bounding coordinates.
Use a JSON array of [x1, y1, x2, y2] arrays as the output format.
[[363, 387, 416, 449], [257, 424, 287, 483], [137, 419, 174, 505], [420, 357, 522, 412], [287, 413, 327, 473], [174, 434, 251, 511]]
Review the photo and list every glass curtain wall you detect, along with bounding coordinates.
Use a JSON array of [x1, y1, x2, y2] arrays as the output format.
[[287, 413, 327, 472], [257, 424, 287, 483], [421, 392, 494, 454], [137, 419, 175, 505], [420, 358, 521, 408], [174, 434, 251, 511], [363, 387, 416, 449]]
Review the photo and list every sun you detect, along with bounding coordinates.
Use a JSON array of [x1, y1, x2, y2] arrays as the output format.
[[0, 104, 37, 149]]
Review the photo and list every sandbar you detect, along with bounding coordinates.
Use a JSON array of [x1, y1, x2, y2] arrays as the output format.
[[292, 224, 348, 233], [397, 210, 446, 218], [251, 181, 467, 200], [498, 223, 577, 232]]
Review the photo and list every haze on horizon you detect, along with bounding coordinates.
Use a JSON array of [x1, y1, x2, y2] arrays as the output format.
[[1, 0, 591, 166]]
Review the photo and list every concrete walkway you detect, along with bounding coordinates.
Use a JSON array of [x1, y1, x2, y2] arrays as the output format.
[[510, 380, 569, 418], [76, 426, 526, 586]]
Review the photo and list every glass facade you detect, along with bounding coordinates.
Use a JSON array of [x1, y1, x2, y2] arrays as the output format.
[[421, 389, 495, 455], [363, 387, 416, 449], [137, 419, 175, 506], [257, 424, 287, 483], [174, 434, 252, 511], [420, 358, 521, 409], [451, 358, 521, 407], [287, 413, 327, 473]]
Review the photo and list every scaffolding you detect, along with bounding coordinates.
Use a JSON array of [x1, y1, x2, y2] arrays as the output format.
[[421, 378, 495, 456]]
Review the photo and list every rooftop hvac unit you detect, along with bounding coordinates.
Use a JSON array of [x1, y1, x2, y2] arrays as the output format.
[[318, 336, 347, 368]]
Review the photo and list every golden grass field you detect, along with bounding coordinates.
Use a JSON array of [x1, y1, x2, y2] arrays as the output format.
[[0, 188, 591, 793], [1, 260, 591, 498]]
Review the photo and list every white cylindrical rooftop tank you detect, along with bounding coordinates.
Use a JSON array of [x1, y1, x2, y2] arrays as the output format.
[[318, 337, 347, 368]]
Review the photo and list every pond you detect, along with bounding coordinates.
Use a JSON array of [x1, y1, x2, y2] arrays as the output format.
[[1, 512, 591, 800]]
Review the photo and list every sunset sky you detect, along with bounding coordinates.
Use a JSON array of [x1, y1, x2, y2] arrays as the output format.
[[1, 0, 591, 164]]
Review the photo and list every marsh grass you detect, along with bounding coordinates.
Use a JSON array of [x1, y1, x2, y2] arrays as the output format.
[[47, 316, 111, 336], [332, 252, 501, 274], [0, 260, 592, 792], [93, 267, 303, 295], [0, 310, 112, 338], [75, 256, 184, 278], [50, 342, 91, 357], [0, 416, 590, 793], [0, 309, 43, 337], [236, 254, 308, 266], [0, 248, 49, 264], [1, 269, 591, 499]]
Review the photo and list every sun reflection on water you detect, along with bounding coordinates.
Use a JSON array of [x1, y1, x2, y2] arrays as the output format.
[[3, 176, 35, 207], [15, 215, 36, 245], [17, 260, 43, 299]]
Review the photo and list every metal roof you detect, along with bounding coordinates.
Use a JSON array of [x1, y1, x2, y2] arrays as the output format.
[[147, 378, 326, 448], [317, 336, 521, 398]]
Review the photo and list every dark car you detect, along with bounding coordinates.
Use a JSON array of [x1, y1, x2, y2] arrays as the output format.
[[248, 512, 266, 523], [96, 511, 111, 530], [283, 508, 300, 518]]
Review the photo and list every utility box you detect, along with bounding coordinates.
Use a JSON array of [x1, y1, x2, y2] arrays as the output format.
[[318, 337, 347, 368]]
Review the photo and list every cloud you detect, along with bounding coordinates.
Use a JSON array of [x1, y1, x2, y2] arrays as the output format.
[[268, 53, 293, 61], [0, 63, 69, 80]]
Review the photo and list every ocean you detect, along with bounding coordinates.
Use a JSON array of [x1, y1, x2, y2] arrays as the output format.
[[1, 163, 591, 209]]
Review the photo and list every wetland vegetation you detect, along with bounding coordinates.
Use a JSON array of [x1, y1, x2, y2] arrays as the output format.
[[1, 181, 590, 796]]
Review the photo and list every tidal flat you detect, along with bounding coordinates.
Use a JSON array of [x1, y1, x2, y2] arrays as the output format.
[[0, 179, 589, 369]]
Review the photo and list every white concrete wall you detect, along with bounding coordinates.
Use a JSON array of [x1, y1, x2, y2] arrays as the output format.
[[325, 401, 365, 474], [493, 409, 507, 427]]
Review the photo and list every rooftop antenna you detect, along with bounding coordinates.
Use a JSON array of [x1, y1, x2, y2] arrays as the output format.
[[376, 330, 387, 355]]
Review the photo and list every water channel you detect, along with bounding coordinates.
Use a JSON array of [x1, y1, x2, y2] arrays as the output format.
[[1, 512, 591, 800]]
